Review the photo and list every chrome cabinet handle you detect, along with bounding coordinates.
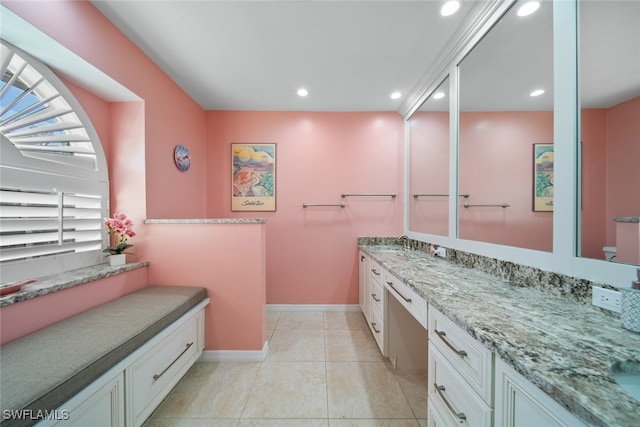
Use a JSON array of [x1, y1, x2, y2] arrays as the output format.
[[386, 281, 412, 303], [434, 383, 466, 422], [435, 330, 467, 357], [153, 342, 194, 381], [371, 322, 380, 333], [371, 269, 380, 276], [371, 293, 380, 302]]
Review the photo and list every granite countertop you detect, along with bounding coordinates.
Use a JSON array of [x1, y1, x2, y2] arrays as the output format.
[[359, 244, 640, 427]]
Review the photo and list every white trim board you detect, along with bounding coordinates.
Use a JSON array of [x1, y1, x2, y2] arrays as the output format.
[[198, 341, 269, 363], [266, 304, 361, 312]]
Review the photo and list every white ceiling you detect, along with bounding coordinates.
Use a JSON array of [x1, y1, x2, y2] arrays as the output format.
[[78, 0, 639, 114], [90, 0, 484, 112]]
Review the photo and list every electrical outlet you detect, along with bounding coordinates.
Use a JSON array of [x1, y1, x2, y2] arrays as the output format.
[[592, 287, 621, 313], [435, 247, 447, 258]]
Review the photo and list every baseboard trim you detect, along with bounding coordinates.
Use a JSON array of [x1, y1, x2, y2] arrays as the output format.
[[266, 304, 361, 312], [198, 341, 269, 363]]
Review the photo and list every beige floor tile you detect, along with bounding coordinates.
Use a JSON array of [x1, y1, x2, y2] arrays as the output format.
[[417, 419, 427, 427], [239, 420, 329, 426], [325, 329, 383, 362], [324, 311, 368, 330], [275, 311, 325, 329], [394, 370, 427, 419], [326, 361, 414, 419], [329, 420, 420, 427], [242, 361, 328, 419], [267, 328, 325, 361], [266, 311, 280, 330], [151, 362, 260, 419], [143, 419, 238, 427]]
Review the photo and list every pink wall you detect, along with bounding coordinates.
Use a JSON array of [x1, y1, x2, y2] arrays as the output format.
[[606, 97, 640, 239], [0, 268, 148, 345], [580, 96, 639, 260], [458, 111, 554, 252], [144, 223, 266, 350], [408, 111, 449, 236], [4, 0, 207, 221], [580, 109, 607, 259], [206, 111, 404, 304]]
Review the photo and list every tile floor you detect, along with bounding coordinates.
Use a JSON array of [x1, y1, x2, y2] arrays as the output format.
[[144, 310, 427, 426]]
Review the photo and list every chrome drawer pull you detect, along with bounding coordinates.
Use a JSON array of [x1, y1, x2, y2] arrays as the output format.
[[371, 322, 381, 333], [153, 342, 194, 381], [435, 330, 467, 357], [371, 293, 380, 302], [435, 383, 467, 422], [371, 268, 381, 276], [387, 281, 412, 303]]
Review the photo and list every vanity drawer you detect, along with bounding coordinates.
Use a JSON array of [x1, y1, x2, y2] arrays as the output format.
[[384, 271, 427, 327], [370, 278, 384, 318], [370, 259, 383, 285], [429, 305, 493, 404], [368, 303, 386, 355], [127, 309, 203, 426], [429, 343, 492, 427]]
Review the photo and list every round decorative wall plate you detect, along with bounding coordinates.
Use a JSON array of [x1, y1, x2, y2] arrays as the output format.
[[174, 144, 191, 171]]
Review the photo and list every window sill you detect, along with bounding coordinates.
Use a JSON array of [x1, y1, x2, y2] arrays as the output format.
[[0, 261, 149, 308]]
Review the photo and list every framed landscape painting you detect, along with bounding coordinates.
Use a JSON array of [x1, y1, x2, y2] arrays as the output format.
[[533, 143, 554, 212], [231, 143, 276, 211]]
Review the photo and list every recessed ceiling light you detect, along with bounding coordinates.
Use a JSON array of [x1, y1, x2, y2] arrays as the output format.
[[390, 91, 402, 100], [530, 89, 545, 97], [517, 1, 540, 17], [433, 92, 446, 100], [440, 1, 461, 17], [297, 88, 308, 97]]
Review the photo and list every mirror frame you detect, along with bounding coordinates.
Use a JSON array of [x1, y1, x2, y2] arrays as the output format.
[[403, 0, 637, 288]]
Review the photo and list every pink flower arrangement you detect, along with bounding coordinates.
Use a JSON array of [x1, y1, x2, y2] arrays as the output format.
[[103, 213, 136, 255]]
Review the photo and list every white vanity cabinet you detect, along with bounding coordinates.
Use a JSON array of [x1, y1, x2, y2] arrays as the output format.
[[53, 372, 124, 427], [384, 270, 427, 328], [367, 257, 386, 354], [494, 358, 587, 427], [358, 251, 370, 321], [42, 301, 207, 427], [359, 250, 386, 354], [428, 304, 493, 426]]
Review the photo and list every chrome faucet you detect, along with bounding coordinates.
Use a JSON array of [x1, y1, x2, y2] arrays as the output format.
[[398, 234, 409, 249]]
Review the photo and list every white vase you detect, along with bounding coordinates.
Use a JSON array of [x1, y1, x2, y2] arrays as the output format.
[[109, 254, 126, 267]]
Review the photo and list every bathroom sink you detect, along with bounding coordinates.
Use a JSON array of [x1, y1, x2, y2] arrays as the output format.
[[611, 362, 640, 401], [369, 246, 407, 253]]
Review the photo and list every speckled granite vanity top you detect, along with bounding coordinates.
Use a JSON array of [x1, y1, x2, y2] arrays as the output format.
[[359, 244, 640, 427]]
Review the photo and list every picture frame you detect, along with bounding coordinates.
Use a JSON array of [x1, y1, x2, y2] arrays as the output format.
[[231, 143, 276, 211], [533, 143, 554, 212]]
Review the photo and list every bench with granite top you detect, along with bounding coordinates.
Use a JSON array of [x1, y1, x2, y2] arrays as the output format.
[[0, 285, 208, 426]]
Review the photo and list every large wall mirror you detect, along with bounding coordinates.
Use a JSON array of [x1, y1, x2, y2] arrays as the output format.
[[457, 0, 553, 251], [408, 77, 450, 236], [579, 0, 640, 266]]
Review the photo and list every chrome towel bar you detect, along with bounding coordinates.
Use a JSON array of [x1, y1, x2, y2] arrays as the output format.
[[302, 203, 346, 208], [413, 193, 470, 198], [341, 193, 396, 198], [463, 203, 510, 208]]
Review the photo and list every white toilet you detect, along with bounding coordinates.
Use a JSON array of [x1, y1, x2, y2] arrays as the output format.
[[603, 246, 617, 261]]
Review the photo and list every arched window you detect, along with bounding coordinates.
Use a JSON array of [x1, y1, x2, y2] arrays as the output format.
[[0, 41, 109, 282]]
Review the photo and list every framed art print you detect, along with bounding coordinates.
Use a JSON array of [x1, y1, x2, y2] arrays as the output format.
[[231, 143, 276, 211], [533, 143, 554, 211]]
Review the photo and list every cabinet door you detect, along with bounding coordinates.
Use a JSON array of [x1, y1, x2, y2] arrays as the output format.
[[358, 251, 370, 320], [495, 358, 587, 427], [429, 344, 492, 427], [52, 372, 124, 427]]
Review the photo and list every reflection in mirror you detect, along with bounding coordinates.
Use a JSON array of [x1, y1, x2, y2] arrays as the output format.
[[458, 0, 553, 251], [408, 78, 450, 236], [579, 0, 640, 266]]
